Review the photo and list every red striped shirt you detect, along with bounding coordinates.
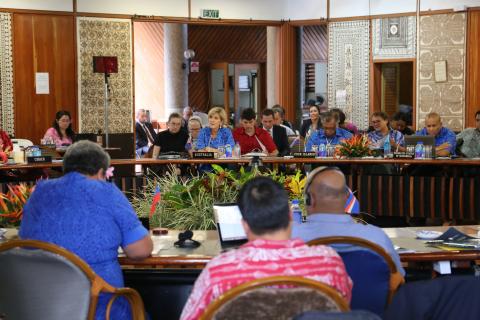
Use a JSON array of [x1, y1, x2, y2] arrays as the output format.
[[180, 238, 352, 320]]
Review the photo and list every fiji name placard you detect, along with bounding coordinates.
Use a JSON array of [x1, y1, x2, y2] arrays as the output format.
[[291, 152, 317, 158]]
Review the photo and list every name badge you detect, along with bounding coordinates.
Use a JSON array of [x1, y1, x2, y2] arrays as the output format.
[[393, 152, 414, 159], [192, 152, 214, 159], [27, 156, 52, 163], [291, 152, 316, 158]]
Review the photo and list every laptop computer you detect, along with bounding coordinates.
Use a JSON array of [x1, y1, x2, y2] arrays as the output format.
[[213, 203, 248, 250], [404, 135, 436, 158]]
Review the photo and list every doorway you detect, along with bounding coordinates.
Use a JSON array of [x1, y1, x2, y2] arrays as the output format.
[[372, 61, 415, 127], [210, 62, 263, 126]]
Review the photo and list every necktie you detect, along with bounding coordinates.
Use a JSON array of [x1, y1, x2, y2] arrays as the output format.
[[143, 124, 154, 144]]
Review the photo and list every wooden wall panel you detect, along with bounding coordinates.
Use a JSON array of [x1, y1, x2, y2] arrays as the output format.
[[13, 13, 76, 144], [277, 23, 298, 124], [466, 9, 480, 127], [302, 25, 328, 63], [188, 25, 266, 112], [133, 21, 164, 122]]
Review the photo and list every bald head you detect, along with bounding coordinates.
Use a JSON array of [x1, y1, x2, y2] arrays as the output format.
[[307, 169, 348, 214]]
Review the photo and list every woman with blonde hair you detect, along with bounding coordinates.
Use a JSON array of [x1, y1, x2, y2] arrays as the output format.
[[196, 107, 234, 153]]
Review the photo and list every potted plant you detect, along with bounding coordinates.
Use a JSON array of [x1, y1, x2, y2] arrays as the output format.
[[336, 134, 371, 158], [0, 184, 33, 228], [131, 165, 304, 231]]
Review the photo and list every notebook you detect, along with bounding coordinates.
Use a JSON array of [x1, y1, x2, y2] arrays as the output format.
[[213, 203, 248, 249]]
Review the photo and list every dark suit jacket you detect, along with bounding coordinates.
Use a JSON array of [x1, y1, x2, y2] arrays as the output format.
[[271, 125, 290, 156], [135, 122, 157, 149]]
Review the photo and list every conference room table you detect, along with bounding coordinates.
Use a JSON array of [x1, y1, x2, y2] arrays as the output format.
[[2, 225, 480, 271], [117, 225, 480, 272]]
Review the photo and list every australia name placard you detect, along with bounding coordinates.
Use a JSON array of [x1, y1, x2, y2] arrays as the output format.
[[192, 152, 214, 159]]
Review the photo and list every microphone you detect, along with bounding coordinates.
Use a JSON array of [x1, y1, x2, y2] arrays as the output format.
[[174, 230, 201, 248]]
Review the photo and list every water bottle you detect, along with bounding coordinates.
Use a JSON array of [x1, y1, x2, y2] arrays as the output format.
[[233, 142, 241, 158], [225, 144, 232, 158], [415, 142, 424, 159], [383, 138, 391, 158], [319, 143, 326, 158], [291, 199, 303, 223]]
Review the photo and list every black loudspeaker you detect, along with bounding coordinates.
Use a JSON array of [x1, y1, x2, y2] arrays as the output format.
[[93, 56, 118, 74]]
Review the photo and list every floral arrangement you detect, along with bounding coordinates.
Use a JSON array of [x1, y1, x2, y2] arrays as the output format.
[[0, 184, 34, 227], [336, 134, 371, 158], [131, 165, 306, 231]]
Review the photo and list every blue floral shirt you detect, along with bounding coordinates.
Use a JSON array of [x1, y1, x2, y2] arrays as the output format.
[[20, 172, 148, 320], [196, 127, 235, 150], [306, 128, 353, 151], [368, 129, 404, 150], [416, 127, 456, 155]]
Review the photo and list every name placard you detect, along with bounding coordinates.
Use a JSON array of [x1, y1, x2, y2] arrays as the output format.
[[393, 152, 414, 159], [192, 152, 214, 159], [291, 152, 317, 158], [27, 156, 52, 163]]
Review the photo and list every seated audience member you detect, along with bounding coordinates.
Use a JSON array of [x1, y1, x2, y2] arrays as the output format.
[[43, 110, 75, 147], [180, 177, 352, 320], [416, 112, 456, 157], [152, 112, 189, 158], [196, 107, 235, 153], [368, 112, 405, 152], [233, 108, 278, 156], [182, 106, 193, 132], [272, 104, 294, 131], [330, 108, 358, 135], [0, 129, 13, 153], [456, 110, 480, 158], [185, 116, 202, 154], [20, 140, 153, 320], [291, 167, 405, 276], [135, 108, 158, 158], [306, 111, 352, 151], [300, 104, 322, 144], [261, 109, 290, 156], [392, 112, 414, 136]]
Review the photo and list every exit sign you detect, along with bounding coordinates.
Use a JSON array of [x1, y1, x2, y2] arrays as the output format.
[[201, 9, 220, 19]]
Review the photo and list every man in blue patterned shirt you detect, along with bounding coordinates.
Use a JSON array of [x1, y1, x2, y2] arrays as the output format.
[[416, 112, 456, 157], [306, 112, 352, 151]]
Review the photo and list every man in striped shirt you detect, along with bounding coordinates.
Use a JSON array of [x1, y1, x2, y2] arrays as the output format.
[[180, 177, 352, 320]]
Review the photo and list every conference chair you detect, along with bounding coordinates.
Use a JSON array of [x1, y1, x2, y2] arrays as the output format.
[[307, 236, 404, 317], [200, 275, 349, 320], [0, 240, 146, 320], [11, 138, 34, 149]]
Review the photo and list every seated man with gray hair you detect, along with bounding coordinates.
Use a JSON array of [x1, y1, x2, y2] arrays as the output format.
[[20, 140, 153, 319]]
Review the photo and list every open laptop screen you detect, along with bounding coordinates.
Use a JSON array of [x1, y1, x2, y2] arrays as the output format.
[[213, 203, 247, 242]]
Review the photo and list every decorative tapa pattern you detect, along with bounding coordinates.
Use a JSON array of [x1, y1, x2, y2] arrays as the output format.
[[418, 13, 465, 131], [372, 16, 416, 60], [328, 20, 370, 130], [0, 13, 14, 136], [77, 17, 133, 133]]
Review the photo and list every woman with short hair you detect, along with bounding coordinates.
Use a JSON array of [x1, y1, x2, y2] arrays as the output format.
[[196, 107, 234, 154], [20, 140, 153, 320]]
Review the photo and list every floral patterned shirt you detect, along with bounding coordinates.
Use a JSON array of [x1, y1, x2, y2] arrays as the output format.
[[180, 238, 352, 320]]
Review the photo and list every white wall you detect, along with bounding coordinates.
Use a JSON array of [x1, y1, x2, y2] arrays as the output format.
[[191, 0, 286, 20], [284, 0, 327, 20], [0, 0, 73, 12], [2, 0, 480, 19], [421, 0, 480, 11], [77, 0, 188, 16]]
